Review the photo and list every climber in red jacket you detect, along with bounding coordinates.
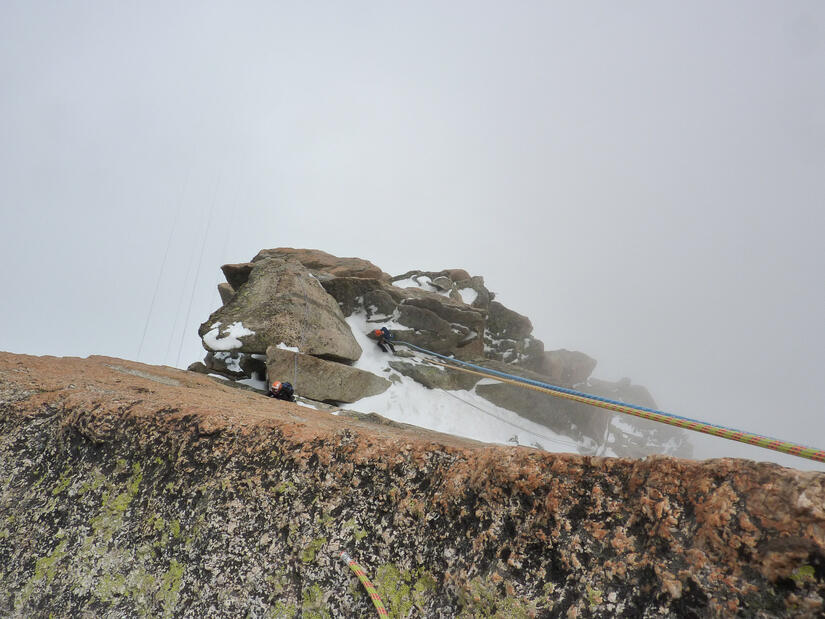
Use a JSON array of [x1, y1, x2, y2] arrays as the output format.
[[268, 380, 295, 402], [372, 326, 396, 353]]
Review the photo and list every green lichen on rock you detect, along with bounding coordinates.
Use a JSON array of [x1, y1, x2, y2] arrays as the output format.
[[268, 599, 299, 617], [96, 572, 127, 602], [14, 539, 68, 610], [33, 539, 68, 584], [301, 583, 330, 618], [158, 559, 184, 617], [372, 563, 437, 618], [88, 459, 144, 542], [51, 471, 72, 496], [455, 575, 533, 619], [344, 518, 368, 542], [300, 537, 327, 563], [586, 584, 604, 607], [791, 564, 816, 585]]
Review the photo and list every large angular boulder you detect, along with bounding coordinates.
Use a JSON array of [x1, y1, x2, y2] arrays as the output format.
[[395, 295, 486, 359], [319, 277, 389, 317], [484, 301, 544, 365], [253, 248, 391, 281], [199, 257, 362, 362], [266, 346, 390, 403], [444, 268, 471, 281], [536, 349, 598, 386], [391, 306, 481, 360], [221, 262, 255, 290], [486, 300, 533, 340]]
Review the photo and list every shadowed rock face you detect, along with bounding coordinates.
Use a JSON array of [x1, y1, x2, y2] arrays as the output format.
[[220, 262, 255, 290], [198, 257, 362, 362], [2, 353, 824, 618]]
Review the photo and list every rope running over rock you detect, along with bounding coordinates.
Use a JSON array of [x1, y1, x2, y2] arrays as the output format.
[[339, 551, 388, 617], [399, 342, 825, 464]]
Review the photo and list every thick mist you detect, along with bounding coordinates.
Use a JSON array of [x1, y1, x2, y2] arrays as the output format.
[[1, 2, 823, 471]]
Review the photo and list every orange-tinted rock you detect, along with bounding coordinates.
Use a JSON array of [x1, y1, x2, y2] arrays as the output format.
[[1, 352, 823, 618], [252, 247, 391, 281]]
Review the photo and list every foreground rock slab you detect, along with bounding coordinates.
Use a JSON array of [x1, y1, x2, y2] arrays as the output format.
[[1, 352, 823, 618]]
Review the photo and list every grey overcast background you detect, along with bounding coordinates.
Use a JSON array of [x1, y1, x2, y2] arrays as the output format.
[[2, 2, 824, 471]]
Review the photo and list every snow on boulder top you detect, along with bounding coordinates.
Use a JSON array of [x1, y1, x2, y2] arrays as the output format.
[[392, 276, 451, 298], [203, 322, 255, 351], [458, 287, 479, 305]]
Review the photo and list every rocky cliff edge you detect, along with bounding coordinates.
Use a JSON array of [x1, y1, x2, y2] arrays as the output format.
[[1, 352, 824, 617]]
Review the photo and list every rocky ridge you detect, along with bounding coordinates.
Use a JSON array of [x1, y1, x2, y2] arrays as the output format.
[[193, 248, 690, 458], [1, 353, 824, 617]]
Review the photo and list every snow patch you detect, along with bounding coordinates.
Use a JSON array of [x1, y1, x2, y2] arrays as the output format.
[[343, 310, 582, 454], [213, 351, 243, 373], [392, 275, 452, 297], [236, 376, 267, 391], [203, 321, 255, 351], [392, 277, 422, 289], [276, 343, 300, 353], [458, 287, 478, 305]]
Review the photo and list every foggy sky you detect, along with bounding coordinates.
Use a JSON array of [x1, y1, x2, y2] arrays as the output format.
[[1, 2, 823, 471]]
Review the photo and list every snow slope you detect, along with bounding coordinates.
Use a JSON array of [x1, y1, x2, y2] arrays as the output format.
[[344, 309, 582, 454]]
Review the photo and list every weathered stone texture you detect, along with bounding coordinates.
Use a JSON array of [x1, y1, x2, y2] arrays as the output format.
[[253, 247, 391, 281], [216, 282, 235, 306], [2, 353, 823, 618], [199, 257, 362, 362]]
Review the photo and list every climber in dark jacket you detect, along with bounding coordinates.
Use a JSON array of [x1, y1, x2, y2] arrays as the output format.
[[372, 326, 396, 353], [268, 380, 295, 402]]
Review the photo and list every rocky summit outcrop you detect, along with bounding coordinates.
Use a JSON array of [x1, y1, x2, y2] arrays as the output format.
[[199, 257, 361, 362], [195, 248, 692, 459], [2, 353, 824, 618]]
